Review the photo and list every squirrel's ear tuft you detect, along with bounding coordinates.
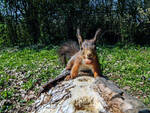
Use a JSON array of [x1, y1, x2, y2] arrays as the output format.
[[76, 28, 83, 49], [93, 28, 101, 42]]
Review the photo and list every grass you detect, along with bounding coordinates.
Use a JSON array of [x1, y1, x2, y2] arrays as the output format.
[[0, 44, 150, 112]]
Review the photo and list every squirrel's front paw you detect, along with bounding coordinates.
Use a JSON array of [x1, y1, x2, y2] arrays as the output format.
[[65, 75, 72, 80]]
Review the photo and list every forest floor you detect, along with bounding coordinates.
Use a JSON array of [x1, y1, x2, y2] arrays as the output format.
[[0, 44, 150, 112]]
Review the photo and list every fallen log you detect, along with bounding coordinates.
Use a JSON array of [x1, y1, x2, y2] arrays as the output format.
[[32, 72, 150, 113]]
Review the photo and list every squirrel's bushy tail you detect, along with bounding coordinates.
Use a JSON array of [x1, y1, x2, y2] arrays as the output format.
[[58, 41, 79, 65]]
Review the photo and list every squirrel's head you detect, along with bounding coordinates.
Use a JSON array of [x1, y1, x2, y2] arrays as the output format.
[[76, 28, 101, 63]]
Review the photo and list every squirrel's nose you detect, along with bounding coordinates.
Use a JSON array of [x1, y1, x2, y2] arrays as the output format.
[[87, 53, 93, 58]]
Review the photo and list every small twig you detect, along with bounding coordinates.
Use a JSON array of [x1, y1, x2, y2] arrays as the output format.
[[38, 69, 70, 96]]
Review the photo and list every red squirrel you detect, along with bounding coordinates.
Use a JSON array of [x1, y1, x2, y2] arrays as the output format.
[[58, 28, 102, 80]]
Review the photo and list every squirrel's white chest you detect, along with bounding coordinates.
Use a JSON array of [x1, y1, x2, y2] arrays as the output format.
[[79, 60, 92, 71]]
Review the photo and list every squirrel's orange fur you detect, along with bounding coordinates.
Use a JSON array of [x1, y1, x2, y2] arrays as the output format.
[[58, 28, 102, 80]]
